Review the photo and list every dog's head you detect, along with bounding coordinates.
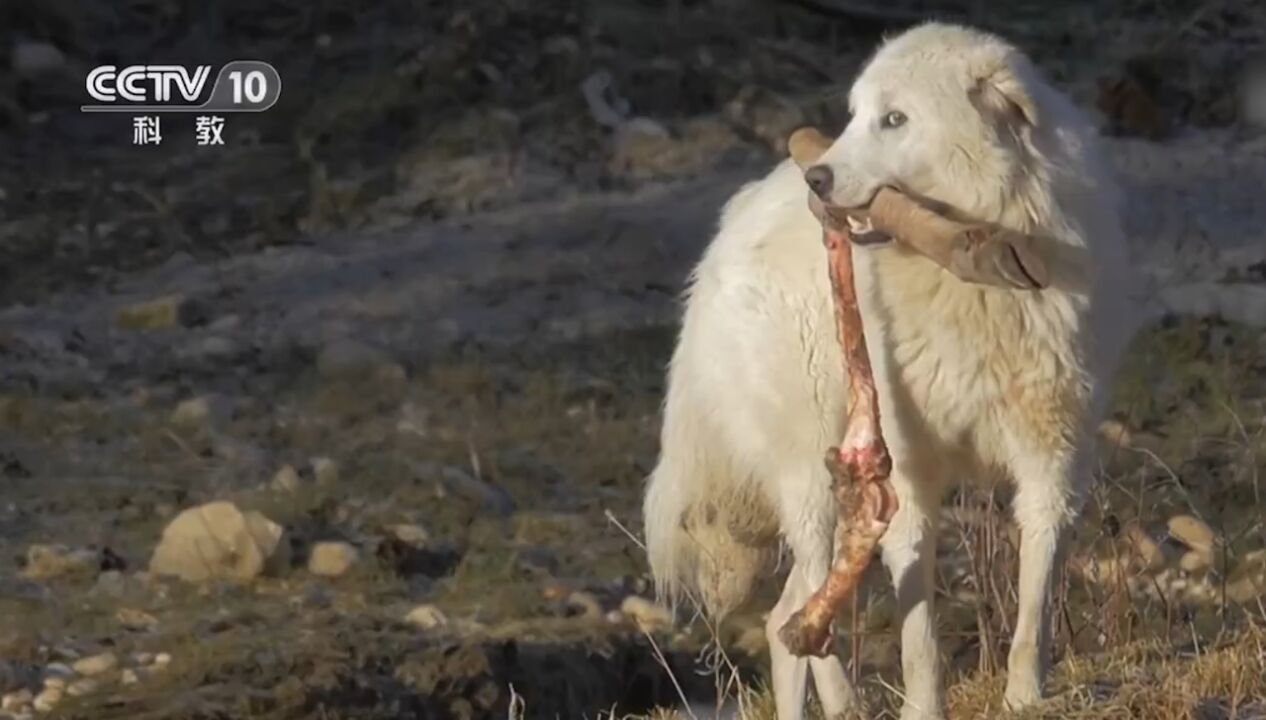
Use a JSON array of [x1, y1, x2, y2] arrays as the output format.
[[808, 23, 1054, 227]]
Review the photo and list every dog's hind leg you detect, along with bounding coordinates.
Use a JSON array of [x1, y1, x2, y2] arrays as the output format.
[[767, 569, 812, 720], [765, 463, 861, 720], [1004, 445, 1086, 710], [766, 562, 862, 720]]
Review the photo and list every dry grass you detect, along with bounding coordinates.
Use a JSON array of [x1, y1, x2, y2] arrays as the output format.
[[949, 623, 1266, 719]]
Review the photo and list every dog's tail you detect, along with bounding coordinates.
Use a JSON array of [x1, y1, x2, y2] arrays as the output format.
[[643, 451, 778, 622]]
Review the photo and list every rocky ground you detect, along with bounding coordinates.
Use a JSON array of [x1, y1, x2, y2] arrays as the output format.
[[3, 1, 1266, 719]]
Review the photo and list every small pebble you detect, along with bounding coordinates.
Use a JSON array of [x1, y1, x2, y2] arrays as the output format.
[[21, 545, 97, 580], [66, 678, 98, 697], [32, 687, 61, 714], [1181, 549, 1211, 573], [72, 652, 118, 676], [116, 608, 158, 631], [2, 690, 33, 711], [153, 653, 171, 669], [270, 465, 302, 493], [120, 669, 139, 686], [403, 604, 449, 630], [388, 524, 430, 546], [567, 591, 603, 619], [42, 664, 73, 680], [307, 542, 360, 577], [170, 394, 231, 430], [311, 457, 339, 485], [132, 653, 154, 666], [620, 595, 674, 633], [1168, 514, 1216, 555]]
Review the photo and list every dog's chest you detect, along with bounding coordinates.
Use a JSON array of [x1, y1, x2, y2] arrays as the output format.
[[864, 257, 1086, 461]]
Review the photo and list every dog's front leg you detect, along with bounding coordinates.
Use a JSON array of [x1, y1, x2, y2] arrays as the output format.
[[879, 471, 945, 720], [1004, 445, 1086, 710]]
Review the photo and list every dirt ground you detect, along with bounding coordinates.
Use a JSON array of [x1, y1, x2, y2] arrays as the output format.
[[2, 1, 1266, 719]]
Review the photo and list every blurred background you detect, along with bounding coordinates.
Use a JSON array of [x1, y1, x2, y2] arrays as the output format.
[[1, 1, 1265, 719]]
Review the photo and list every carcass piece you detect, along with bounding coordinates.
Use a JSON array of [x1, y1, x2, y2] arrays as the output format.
[[777, 127, 898, 657]]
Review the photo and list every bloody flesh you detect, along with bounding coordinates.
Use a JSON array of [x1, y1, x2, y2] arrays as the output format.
[[778, 128, 899, 657], [776, 224, 899, 657]]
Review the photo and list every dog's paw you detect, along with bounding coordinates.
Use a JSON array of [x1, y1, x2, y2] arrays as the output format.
[[1004, 642, 1045, 710]]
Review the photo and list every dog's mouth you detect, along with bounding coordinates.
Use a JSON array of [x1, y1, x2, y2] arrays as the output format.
[[809, 190, 894, 247], [843, 212, 893, 247]]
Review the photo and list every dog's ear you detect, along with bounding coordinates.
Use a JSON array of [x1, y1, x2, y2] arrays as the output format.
[[969, 57, 1038, 129]]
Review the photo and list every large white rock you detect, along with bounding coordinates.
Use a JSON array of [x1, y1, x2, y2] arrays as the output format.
[[149, 502, 289, 582]]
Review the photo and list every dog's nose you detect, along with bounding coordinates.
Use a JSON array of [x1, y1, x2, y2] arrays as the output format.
[[804, 165, 834, 199]]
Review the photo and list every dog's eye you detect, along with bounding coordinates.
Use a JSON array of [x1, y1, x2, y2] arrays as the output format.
[[880, 110, 907, 129]]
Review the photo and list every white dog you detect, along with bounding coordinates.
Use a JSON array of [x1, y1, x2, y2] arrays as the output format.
[[643, 21, 1139, 720]]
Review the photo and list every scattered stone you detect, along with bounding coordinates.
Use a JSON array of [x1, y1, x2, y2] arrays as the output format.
[[375, 536, 461, 578], [388, 524, 430, 546], [512, 512, 586, 544], [116, 608, 158, 631], [307, 542, 360, 577], [11, 41, 65, 77], [20, 545, 98, 580], [541, 583, 570, 602], [208, 314, 241, 333], [404, 604, 449, 630], [152, 653, 172, 669], [115, 294, 204, 331], [1098, 419, 1133, 448], [170, 394, 231, 430], [311, 457, 339, 486], [270, 465, 302, 493], [1167, 514, 1217, 575], [65, 679, 98, 697], [32, 687, 60, 714], [212, 434, 267, 469], [316, 338, 399, 380], [1123, 522, 1167, 570], [396, 402, 431, 438], [610, 115, 743, 180], [1180, 550, 1211, 574], [1168, 514, 1216, 557], [605, 610, 627, 625], [149, 501, 290, 582], [428, 463, 515, 517], [71, 652, 117, 677], [516, 546, 558, 576], [2, 689, 32, 711], [91, 570, 149, 601], [566, 591, 603, 620], [41, 666, 72, 682], [619, 596, 673, 633], [182, 335, 237, 362], [120, 670, 139, 686]]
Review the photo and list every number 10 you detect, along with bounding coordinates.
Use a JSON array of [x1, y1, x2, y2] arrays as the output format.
[[229, 70, 267, 104]]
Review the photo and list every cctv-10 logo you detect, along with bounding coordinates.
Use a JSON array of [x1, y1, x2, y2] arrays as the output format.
[[82, 60, 280, 113]]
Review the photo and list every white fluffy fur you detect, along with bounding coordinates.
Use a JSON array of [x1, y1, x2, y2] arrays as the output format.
[[643, 22, 1140, 720]]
